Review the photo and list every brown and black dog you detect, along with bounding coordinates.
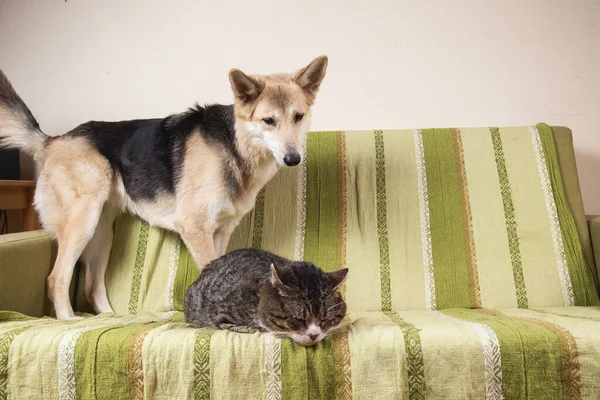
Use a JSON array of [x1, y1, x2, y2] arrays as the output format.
[[0, 56, 328, 320]]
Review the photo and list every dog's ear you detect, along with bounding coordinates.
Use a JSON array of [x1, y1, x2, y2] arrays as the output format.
[[294, 55, 328, 100], [229, 69, 264, 103]]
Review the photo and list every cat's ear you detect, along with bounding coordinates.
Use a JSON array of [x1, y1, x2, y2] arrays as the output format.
[[270, 263, 289, 287], [327, 268, 348, 291]]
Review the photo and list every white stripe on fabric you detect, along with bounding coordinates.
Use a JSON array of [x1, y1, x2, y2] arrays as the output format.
[[263, 334, 282, 400], [165, 236, 181, 311], [413, 129, 436, 310], [57, 317, 141, 399], [435, 312, 503, 399], [57, 326, 97, 400], [529, 126, 574, 306], [294, 142, 308, 261]]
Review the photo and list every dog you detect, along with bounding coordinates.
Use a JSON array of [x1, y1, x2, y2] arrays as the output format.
[[0, 56, 328, 320]]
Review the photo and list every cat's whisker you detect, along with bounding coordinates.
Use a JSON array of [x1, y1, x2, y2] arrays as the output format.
[[326, 302, 345, 312], [325, 320, 351, 335]]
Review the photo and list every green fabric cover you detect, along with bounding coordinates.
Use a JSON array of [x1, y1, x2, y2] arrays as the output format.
[[0, 230, 56, 317], [588, 215, 600, 288], [2, 307, 600, 399], [552, 126, 597, 287], [79, 124, 598, 314], [1, 124, 600, 399]]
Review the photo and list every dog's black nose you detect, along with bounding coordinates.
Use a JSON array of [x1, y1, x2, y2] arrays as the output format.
[[283, 152, 301, 166], [308, 333, 319, 341]]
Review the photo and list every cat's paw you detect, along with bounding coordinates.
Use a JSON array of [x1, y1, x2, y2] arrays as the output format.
[[223, 325, 260, 334]]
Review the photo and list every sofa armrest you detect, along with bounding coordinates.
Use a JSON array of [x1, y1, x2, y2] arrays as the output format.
[[587, 216, 600, 289], [0, 230, 56, 317]]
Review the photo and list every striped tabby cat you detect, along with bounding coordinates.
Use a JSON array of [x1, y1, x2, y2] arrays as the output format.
[[184, 248, 348, 346]]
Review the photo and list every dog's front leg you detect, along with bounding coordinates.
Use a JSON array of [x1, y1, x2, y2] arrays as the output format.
[[213, 222, 237, 257], [176, 222, 218, 271]]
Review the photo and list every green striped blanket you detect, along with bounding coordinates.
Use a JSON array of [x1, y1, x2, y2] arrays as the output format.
[[2, 307, 600, 398], [2, 123, 600, 399], [75, 123, 598, 314]]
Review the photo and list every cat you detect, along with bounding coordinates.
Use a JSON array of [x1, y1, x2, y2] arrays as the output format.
[[184, 248, 348, 346]]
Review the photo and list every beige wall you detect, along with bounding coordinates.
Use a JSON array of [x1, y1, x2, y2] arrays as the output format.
[[1, 0, 599, 213]]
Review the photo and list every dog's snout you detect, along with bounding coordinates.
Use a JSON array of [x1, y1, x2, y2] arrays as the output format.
[[283, 152, 301, 167]]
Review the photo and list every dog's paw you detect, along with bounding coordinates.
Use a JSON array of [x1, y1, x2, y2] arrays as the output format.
[[95, 305, 115, 314], [58, 315, 85, 321]]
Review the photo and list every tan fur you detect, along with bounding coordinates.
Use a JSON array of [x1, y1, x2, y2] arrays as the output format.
[[35, 137, 114, 319], [27, 56, 328, 320], [0, 108, 44, 159], [0, 72, 47, 159]]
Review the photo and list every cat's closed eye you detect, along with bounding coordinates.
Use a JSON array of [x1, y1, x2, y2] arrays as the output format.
[[269, 319, 291, 331], [319, 316, 343, 331], [288, 318, 307, 330]]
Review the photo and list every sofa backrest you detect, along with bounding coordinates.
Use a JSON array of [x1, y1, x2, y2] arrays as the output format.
[[551, 126, 597, 284], [77, 124, 599, 314]]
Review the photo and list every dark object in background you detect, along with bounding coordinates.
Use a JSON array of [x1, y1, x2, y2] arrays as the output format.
[[0, 148, 20, 180]]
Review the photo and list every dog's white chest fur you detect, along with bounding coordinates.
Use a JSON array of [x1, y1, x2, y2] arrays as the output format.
[[211, 158, 279, 226], [172, 134, 280, 235]]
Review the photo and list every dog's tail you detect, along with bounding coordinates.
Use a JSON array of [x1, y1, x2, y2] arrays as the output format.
[[0, 69, 48, 160]]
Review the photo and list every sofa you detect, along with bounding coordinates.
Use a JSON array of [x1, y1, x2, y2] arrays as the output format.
[[1, 124, 600, 399]]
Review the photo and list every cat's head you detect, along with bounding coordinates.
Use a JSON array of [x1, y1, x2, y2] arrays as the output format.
[[258, 261, 348, 346]]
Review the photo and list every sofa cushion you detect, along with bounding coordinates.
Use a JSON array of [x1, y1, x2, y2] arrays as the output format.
[[2, 307, 600, 399], [81, 124, 599, 314]]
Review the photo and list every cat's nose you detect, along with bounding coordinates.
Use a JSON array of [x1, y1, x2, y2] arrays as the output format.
[[308, 333, 319, 341]]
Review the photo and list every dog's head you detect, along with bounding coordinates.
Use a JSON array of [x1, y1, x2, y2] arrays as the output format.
[[229, 56, 328, 167]]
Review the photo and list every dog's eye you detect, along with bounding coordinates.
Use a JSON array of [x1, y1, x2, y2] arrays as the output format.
[[263, 117, 276, 126], [294, 113, 304, 123]]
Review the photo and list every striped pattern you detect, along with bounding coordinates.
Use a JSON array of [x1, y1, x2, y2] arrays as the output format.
[[385, 311, 426, 399], [14, 124, 594, 396], [58, 326, 96, 400], [491, 128, 528, 308], [541, 322, 580, 399], [530, 126, 575, 306], [2, 308, 600, 398], [127, 329, 150, 400], [83, 125, 597, 317], [413, 129, 437, 310], [375, 130, 392, 311], [165, 237, 180, 311], [332, 331, 352, 400], [453, 128, 482, 308], [494, 309, 581, 399], [252, 188, 266, 249], [293, 142, 308, 261], [336, 131, 348, 300], [536, 124, 600, 306], [0, 326, 30, 398], [436, 311, 503, 399], [476, 323, 503, 399], [193, 329, 212, 399], [264, 334, 283, 400], [128, 221, 150, 314]]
